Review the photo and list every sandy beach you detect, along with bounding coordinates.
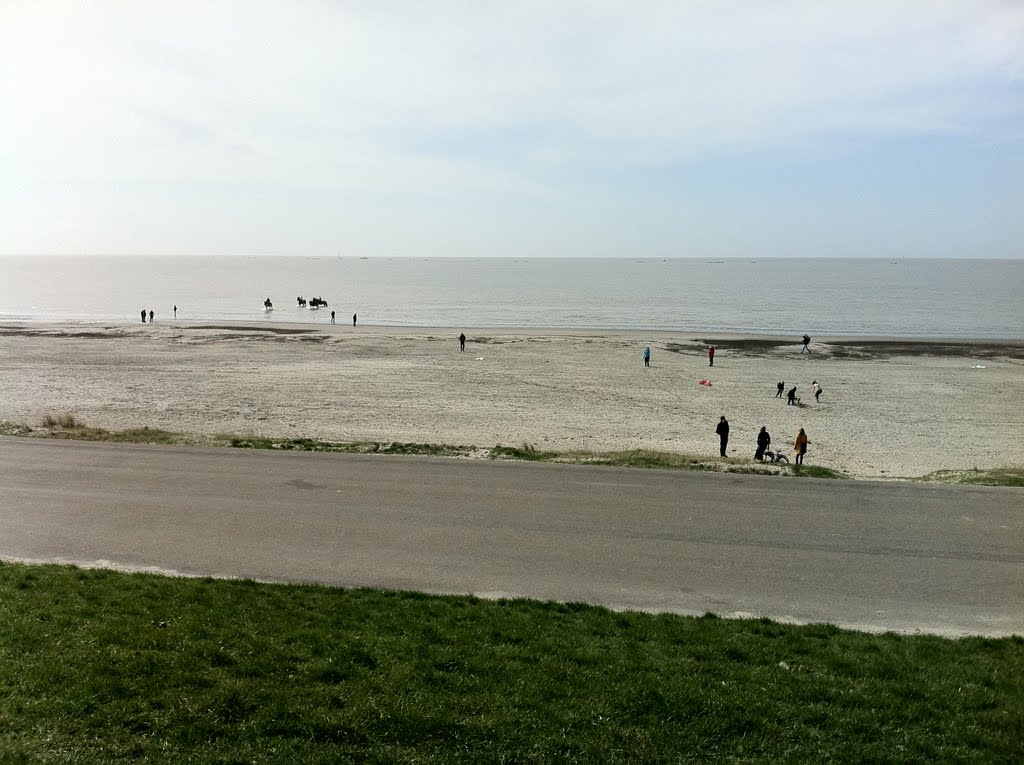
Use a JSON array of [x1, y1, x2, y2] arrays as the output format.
[[1, 322, 1022, 479]]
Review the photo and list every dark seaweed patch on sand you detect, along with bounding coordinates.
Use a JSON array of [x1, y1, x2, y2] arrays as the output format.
[[189, 325, 318, 335], [683, 338, 1024, 361], [0, 328, 132, 339], [824, 342, 1024, 361]]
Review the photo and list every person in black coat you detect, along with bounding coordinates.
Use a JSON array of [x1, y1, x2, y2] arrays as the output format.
[[716, 416, 730, 457], [755, 426, 771, 461]]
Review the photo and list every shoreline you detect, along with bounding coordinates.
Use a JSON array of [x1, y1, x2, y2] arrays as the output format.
[[4, 320, 1024, 348], [2, 322, 1022, 479]]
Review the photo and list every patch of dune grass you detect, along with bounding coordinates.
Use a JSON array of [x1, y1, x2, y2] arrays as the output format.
[[570, 449, 718, 470], [491, 443, 558, 461], [919, 467, 1024, 487], [227, 437, 475, 457], [0, 421, 33, 436], [15, 415, 1020, 484], [37, 418, 189, 445], [41, 411, 82, 429], [785, 463, 849, 480], [492, 447, 790, 476], [0, 562, 1020, 763]]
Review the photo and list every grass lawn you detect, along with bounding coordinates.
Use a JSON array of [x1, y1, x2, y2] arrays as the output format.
[[1, 563, 1020, 762]]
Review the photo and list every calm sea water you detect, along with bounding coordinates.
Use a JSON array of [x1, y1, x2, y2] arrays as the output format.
[[1, 257, 1021, 339]]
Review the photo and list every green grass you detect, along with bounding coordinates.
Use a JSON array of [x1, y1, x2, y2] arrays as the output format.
[[0, 562, 1020, 762]]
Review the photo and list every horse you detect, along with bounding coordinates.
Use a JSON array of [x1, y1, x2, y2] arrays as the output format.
[[297, 296, 307, 307]]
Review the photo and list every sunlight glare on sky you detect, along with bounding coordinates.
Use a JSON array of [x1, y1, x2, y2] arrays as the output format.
[[1, 1, 1022, 257]]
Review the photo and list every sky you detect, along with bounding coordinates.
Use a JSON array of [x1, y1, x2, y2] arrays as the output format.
[[1, 1, 1022, 258]]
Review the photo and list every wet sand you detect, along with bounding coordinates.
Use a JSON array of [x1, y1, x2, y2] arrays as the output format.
[[1, 322, 1022, 479]]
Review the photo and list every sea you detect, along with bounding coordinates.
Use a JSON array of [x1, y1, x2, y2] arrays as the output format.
[[1, 256, 1022, 339]]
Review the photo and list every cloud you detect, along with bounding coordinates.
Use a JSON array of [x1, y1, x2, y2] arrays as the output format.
[[4, 2, 1022, 168], [1, 1, 1021, 255]]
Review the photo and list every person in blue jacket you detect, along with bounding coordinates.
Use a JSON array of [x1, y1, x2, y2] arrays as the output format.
[[643, 347, 650, 367]]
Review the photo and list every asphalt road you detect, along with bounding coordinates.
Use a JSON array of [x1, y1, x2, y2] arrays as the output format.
[[1, 438, 1021, 636]]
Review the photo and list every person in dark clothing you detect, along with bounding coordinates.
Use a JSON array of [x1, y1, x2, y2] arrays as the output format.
[[331, 310, 336, 324], [353, 313, 357, 327], [173, 305, 177, 318], [149, 310, 154, 323], [776, 381, 785, 397], [716, 416, 729, 457], [787, 386, 798, 405], [460, 332, 466, 352], [141, 309, 146, 323], [708, 345, 715, 367], [801, 334, 811, 353], [755, 426, 771, 461], [643, 346, 650, 367]]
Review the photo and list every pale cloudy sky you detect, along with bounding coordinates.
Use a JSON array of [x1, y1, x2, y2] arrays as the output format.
[[2, 1, 1022, 258]]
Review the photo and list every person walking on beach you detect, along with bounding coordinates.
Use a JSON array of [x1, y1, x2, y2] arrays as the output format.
[[787, 386, 798, 405], [460, 332, 467, 352], [141, 309, 146, 323], [331, 310, 336, 324], [173, 305, 177, 319], [643, 346, 650, 367], [353, 313, 357, 327], [801, 334, 811, 353], [776, 381, 785, 397], [812, 380, 822, 402], [716, 415, 730, 457], [755, 426, 771, 461], [708, 345, 715, 367], [149, 310, 154, 323], [794, 428, 809, 464]]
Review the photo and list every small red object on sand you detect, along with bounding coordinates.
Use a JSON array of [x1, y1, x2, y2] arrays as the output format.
[[699, 379, 712, 387]]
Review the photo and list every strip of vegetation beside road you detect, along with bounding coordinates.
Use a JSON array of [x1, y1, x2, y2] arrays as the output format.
[[1, 562, 1020, 762], [3, 414, 1023, 485]]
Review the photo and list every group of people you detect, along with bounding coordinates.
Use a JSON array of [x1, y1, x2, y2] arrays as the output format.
[[776, 380, 823, 405], [717, 418, 809, 465], [641, 340, 819, 465], [329, 311, 357, 326], [140, 305, 178, 323], [754, 425, 809, 464]]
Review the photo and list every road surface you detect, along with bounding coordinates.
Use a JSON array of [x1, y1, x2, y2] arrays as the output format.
[[1, 438, 1021, 636]]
